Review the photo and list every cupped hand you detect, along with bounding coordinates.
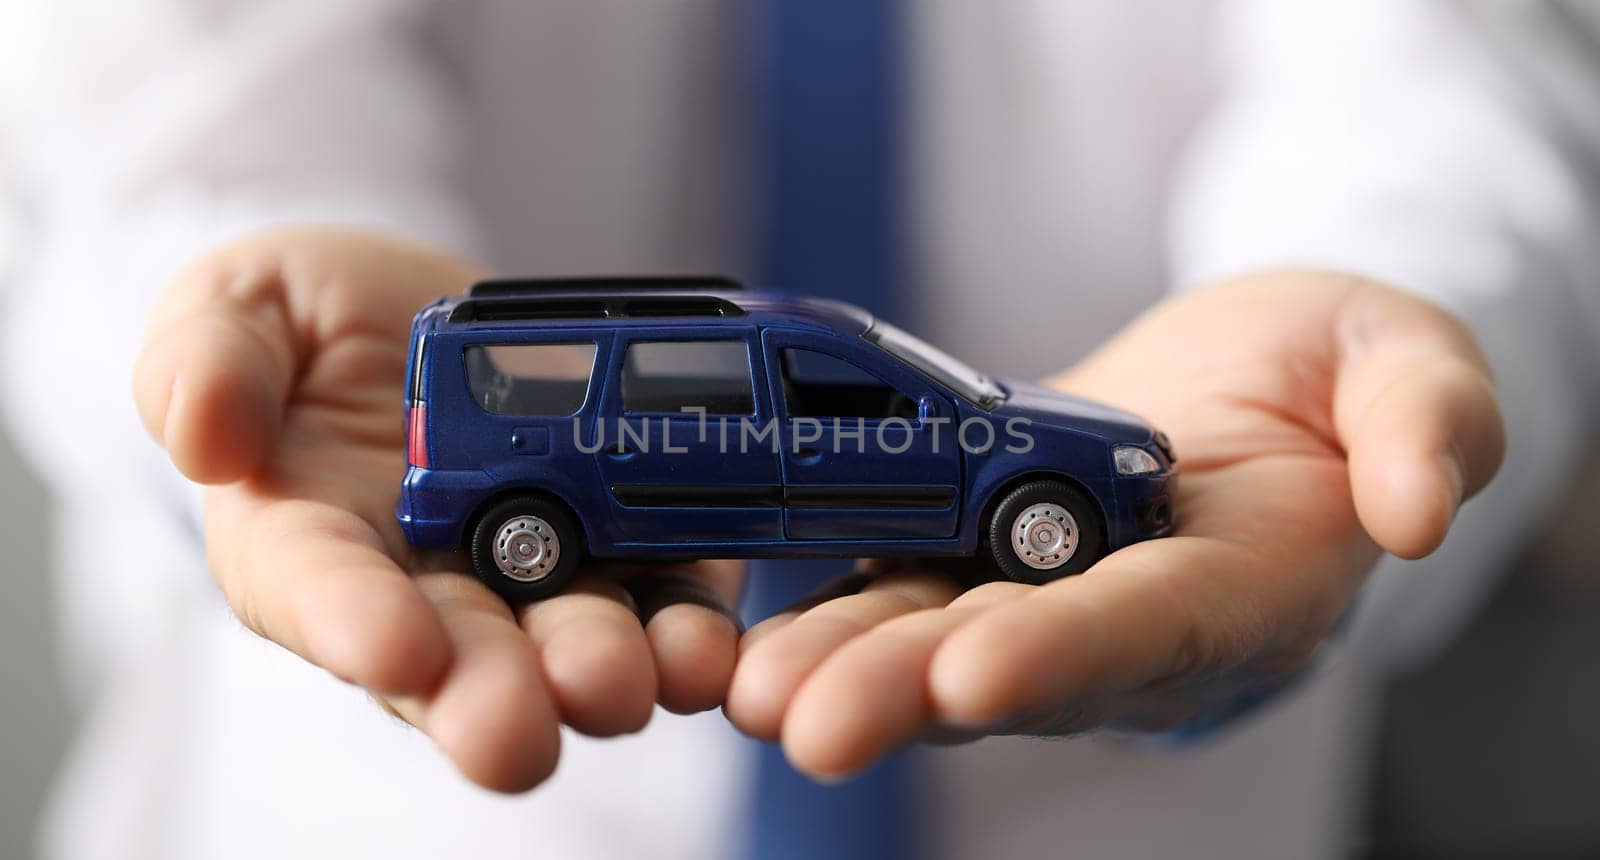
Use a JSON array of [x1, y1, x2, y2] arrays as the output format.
[[725, 270, 1505, 780], [133, 227, 744, 791]]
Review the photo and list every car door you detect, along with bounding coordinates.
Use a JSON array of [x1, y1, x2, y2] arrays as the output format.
[[595, 329, 783, 544], [762, 329, 961, 541]]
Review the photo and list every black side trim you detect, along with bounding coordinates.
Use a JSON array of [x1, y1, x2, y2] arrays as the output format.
[[611, 485, 782, 508], [784, 485, 957, 509], [609, 484, 957, 509]]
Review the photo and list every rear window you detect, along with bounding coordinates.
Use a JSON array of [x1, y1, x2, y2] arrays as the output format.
[[465, 343, 598, 416]]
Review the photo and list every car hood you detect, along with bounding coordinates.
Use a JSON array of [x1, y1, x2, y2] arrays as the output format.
[[992, 379, 1153, 444]]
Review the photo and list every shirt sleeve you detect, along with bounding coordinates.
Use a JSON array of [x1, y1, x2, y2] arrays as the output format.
[[1170, 0, 1600, 674]]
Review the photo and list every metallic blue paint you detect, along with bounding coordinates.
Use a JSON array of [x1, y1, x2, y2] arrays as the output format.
[[397, 289, 1176, 565]]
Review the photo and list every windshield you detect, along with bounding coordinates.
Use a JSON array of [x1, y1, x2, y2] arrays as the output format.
[[863, 320, 1006, 410]]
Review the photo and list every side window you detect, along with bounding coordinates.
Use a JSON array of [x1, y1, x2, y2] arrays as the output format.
[[779, 347, 916, 420], [621, 340, 756, 415], [465, 343, 598, 416]]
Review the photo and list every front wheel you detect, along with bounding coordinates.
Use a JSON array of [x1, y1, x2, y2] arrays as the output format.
[[987, 480, 1105, 584], [469, 496, 584, 603]]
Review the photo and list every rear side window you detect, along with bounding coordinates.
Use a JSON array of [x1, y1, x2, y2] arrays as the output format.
[[465, 343, 598, 416], [621, 340, 755, 415]]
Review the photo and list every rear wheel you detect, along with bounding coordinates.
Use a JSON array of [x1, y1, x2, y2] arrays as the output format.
[[469, 496, 583, 603], [987, 480, 1104, 584]]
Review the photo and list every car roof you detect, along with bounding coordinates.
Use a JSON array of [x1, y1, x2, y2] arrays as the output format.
[[417, 280, 876, 339]]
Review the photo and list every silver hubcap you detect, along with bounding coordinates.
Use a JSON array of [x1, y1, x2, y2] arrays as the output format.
[[1012, 502, 1078, 571], [493, 515, 561, 582]]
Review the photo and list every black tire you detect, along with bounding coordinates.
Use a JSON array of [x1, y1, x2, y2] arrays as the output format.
[[987, 480, 1105, 584], [469, 495, 584, 603]]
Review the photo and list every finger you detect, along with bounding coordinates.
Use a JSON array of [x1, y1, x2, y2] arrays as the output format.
[[946, 580, 1033, 611], [1335, 292, 1506, 558], [623, 560, 745, 714], [134, 261, 299, 484], [388, 571, 562, 793], [518, 577, 658, 736], [782, 606, 986, 780], [926, 532, 1320, 731], [737, 571, 879, 651], [209, 495, 452, 695], [725, 572, 961, 741]]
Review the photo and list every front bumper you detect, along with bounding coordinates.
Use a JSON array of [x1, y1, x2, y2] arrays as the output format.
[[1107, 470, 1177, 549]]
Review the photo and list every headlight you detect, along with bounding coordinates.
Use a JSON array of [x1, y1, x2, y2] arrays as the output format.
[[1113, 445, 1160, 476]]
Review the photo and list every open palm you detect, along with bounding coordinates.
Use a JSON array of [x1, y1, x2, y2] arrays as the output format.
[[725, 271, 1504, 779], [134, 228, 744, 791]]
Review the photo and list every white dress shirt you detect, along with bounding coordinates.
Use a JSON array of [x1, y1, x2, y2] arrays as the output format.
[[1, 2, 1594, 858]]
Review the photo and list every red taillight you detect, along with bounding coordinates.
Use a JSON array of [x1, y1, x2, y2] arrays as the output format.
[[407, 404, 429, 468]]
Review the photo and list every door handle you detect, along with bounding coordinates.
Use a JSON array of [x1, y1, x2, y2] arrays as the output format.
[[606, 444, 638, 460], [793, 447, 822, 464]]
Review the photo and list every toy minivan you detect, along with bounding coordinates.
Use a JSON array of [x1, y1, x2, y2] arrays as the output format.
[[398, 277, 1175, 601]]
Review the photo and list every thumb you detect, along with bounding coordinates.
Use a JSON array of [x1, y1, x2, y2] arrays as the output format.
[[133, 260, 298, 484], [1335, 292, 1505, 559]]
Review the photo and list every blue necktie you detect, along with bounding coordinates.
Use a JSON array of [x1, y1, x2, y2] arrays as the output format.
[[739, 2, 915, 859]]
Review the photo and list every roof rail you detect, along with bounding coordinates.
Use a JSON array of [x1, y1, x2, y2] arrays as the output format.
[[468, 275, 743, 298], [449, 294, 746, 324]]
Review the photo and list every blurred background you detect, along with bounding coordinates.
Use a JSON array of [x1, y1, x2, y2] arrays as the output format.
[[0, 435, 68, 848], [1362, 449, 1600, 859]]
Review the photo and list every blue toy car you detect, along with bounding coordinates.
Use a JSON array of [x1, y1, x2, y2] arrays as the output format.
[[398, 277, 1176, 601]]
